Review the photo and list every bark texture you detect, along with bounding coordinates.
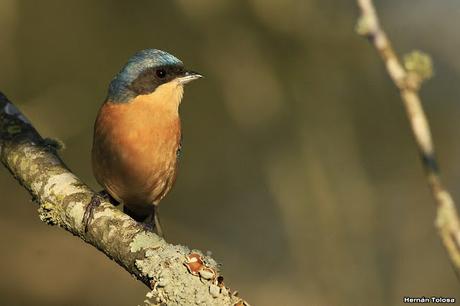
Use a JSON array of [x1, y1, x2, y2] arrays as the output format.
[[0, 92, 247, 306]]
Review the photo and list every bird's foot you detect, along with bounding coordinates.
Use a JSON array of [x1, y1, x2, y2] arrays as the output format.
[[142, 207, 164, 238], [83, 190, 118, 233], [140, 222, 155, 233], [123, 205, 164, 237], [99, 190, 119, 206], [139, 220, 164, 238], [83, 193, 101, 233]]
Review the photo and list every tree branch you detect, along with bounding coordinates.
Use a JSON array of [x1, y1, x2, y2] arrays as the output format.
[[356, 0, 460, 277], [0, 92, 247, 305]]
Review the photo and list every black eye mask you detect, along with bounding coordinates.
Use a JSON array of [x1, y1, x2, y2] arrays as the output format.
[[128, 65, 185, 96]]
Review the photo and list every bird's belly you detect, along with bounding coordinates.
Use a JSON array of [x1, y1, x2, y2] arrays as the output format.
[[92, 122, 180, 212], [112, 147, 177, 205]]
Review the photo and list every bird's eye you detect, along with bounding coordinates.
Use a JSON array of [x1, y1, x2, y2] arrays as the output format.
[[156, 69, 167, 78]]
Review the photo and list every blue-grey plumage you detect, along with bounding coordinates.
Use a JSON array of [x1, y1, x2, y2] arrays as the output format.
[[108, 49, 184, 103]]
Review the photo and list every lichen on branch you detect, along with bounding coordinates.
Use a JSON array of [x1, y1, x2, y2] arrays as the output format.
[[0, 92, 246, 305]]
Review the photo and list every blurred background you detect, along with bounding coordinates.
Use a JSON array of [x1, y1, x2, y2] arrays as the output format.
[[0, 0, 459, 305]]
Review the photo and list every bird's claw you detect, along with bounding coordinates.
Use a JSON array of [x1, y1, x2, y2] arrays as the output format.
[[83, 194, 102, 233]]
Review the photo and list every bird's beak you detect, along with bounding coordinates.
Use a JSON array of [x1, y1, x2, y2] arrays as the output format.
[[177, 70, 203, 85]]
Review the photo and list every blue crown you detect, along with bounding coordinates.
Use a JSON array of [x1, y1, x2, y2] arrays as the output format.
[[107, 49, 183, 102]]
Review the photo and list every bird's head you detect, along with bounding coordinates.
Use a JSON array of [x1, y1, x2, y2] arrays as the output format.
[[106, 49, 202, 103]]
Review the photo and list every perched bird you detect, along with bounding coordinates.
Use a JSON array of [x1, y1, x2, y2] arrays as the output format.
[[87, 49, 202, 236]]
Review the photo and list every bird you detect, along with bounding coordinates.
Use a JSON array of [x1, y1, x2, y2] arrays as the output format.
[[85, 49, 202, 236]]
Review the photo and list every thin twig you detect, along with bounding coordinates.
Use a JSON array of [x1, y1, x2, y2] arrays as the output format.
[[356, 0, 460, 277]]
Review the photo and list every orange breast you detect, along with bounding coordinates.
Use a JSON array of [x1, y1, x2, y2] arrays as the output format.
[[92, 91, 181, 215]]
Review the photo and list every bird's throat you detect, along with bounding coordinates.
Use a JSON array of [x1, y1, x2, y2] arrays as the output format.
[[138, 80, 184, 114]]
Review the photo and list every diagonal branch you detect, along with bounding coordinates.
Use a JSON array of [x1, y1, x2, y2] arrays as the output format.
[[356, 0, 460, 277], [0, 92, 247, 305]]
